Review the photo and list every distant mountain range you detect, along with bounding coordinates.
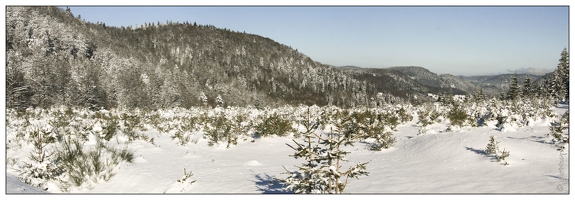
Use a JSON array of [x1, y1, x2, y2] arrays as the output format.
[[458, 74, 543, 94], [336, 65, 545, 101]]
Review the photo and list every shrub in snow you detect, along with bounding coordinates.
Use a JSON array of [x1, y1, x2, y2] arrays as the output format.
[[176, 168, 196, 186], [17, 127, 60, 190], [489, 98, 556, 131], [171, 130, 192, 146], [396, 106, 414, 124], [55, 136, 134, 192], [447, 103, 468, 127], [231, 113, 253, 140], [17, 159, 61, 191], [354, 111, 396, 150], [101, 115, 120, 141], [381, 112, 400, 131], [497, 148, 510, 165], [281, 109, 369, 194], [164, 115, 203, 146], [119, 112, 145, 141], [254, 113, 294, 138], [416, 103, 446, 134], [484, 135, 510, 166], [203, 115, 235, 147], [485, 135, 499, 155], [360, 115, 396, 151], [9, 107, 137, 192], [549, 110, 569, 152], [417, 104, 434, 135]]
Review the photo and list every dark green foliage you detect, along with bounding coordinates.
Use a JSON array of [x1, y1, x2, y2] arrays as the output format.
[[6, 65, 33, 111], [204, 115, 235, 147], [103, 117, 120, 141], [116, 147, 134, 163], [522, 75, 533, 98], [447, 103, 468, 128], [507, 73, 520, 101], [254, 113, 294, 138], [553, 48, 569, 102], [351, 109, 397, 150], [120, 113, 143, 141]]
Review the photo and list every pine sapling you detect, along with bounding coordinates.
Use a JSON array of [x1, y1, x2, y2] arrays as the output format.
[[17, 127, 60, 190], [281, 109, 370, 194], [549, 110, 569, 152], [497, 148, 510, 163], [281, 108, 325, 194], [485, 135, 499, 155], [484, 135, 510, 166]]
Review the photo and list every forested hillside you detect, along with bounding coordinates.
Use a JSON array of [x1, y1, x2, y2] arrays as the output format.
[[336, 66, 480, 103], [5, 6, 568, 111], [6, 6, 390, 110]]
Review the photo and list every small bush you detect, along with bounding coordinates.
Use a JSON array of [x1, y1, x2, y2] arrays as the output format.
[[485, 135, 498, 155], [120, 112, 144, 141], [55, 136, 134, 191], [484, 135, 510, 166], [17, 127, 60, 190], [102, 117, 120, 141], [204, 115, 235, 147], [172, 130, 192, 146], [448, 104, 468, 128], [549, 110, 569, 152], [496, 148, 510, 163], [254, 113, 293, 138]]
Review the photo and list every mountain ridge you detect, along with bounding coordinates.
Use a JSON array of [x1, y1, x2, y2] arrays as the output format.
[[6, 6, 559, 110]]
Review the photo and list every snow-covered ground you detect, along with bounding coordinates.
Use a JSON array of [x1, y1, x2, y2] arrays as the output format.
[[3, 104, 571, 198]]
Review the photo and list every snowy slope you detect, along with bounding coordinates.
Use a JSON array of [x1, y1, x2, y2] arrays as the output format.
[[4, 105, 570, 196]]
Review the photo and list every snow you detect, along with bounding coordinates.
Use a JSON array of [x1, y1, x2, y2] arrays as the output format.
[[5, 174, 47, 193], [3, 104, 572, 199]]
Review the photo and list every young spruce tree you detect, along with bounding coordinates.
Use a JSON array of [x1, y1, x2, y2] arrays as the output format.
[[281, 109, 370, 194]]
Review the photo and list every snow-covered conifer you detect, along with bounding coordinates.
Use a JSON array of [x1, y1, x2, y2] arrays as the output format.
[[507, 73, 520, 101], [549, 110, 569, 152], [522, 75, 533, 98], [281, 109, 370, 194]]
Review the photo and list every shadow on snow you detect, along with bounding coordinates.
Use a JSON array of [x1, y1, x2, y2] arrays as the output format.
[[465, 146, 487, 155], [251, 170, 292, 194]]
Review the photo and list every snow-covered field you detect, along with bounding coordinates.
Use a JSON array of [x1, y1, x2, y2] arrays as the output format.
[[3, 103, 571, 197]]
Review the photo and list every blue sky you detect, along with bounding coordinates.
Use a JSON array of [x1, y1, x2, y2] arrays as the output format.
[[67, 6, 569, 76]]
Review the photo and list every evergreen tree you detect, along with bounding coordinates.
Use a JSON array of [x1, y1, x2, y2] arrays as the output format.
[[473, 87, 486, 102], [553, 48, 569, 102], [281, 109, 369, 194], [507, 73, 520, 100], [522, 74, 532, 98]]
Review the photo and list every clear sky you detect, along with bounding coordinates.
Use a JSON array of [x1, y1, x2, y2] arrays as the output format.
[[62, 5, 569, 76]]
